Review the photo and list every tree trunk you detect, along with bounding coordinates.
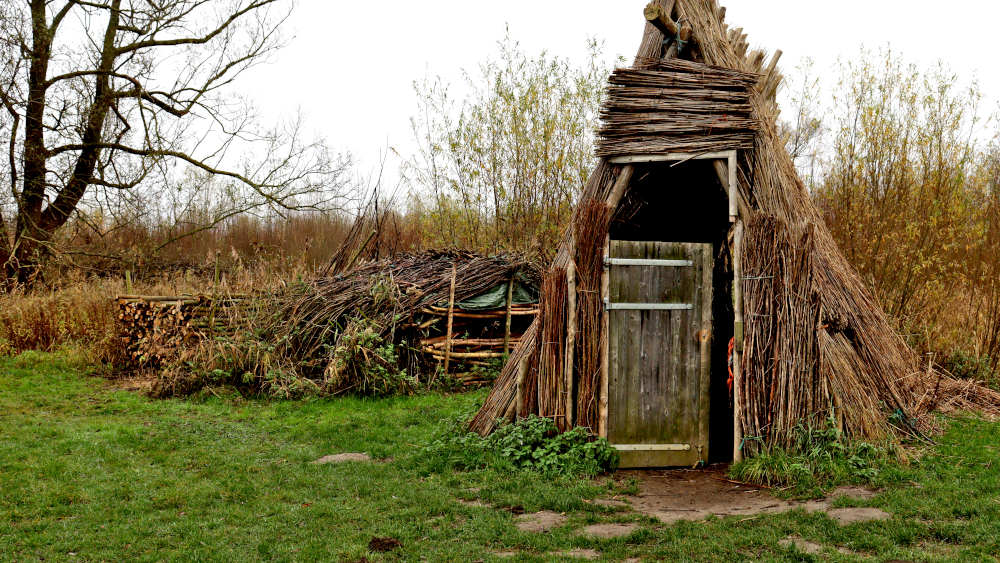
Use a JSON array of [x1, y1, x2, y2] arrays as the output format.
[[2, 0, 120, 290]]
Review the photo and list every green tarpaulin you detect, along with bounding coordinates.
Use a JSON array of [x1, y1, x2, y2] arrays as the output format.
[[440, 276, 539, 312]]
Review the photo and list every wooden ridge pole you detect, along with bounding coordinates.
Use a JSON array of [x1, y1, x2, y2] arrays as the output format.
[[644, 1, 679, 37], [565, 259, 577, 428]]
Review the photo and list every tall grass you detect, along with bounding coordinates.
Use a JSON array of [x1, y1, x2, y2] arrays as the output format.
[[0, 283, 119, 362], [730, 415, 904, 497]]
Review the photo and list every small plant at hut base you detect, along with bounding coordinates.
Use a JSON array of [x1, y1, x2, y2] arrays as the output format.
[[323, 317, 414, 397], [729, 414, 902, 498], [419, 415, 619, 478]]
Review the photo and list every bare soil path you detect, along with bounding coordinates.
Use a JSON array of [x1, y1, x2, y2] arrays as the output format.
[[616, 465, 888, 525]]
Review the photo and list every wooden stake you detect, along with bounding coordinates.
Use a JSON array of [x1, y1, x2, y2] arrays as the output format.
[[443, 264, 457, 376], [733, 220, 745, 463], [598, 235, 611, 438], [565, 259, 577, 428], [503, 275, 515, 355], [516, 353, 530, 418]]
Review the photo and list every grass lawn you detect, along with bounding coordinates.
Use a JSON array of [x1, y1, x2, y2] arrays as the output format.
[[2, 352, 999, 562]]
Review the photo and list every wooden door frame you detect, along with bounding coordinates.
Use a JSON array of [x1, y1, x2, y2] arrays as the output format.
[[601, 151, 745, 463]]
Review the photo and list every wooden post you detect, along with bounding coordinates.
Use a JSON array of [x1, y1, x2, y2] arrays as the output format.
[[564, 259, 577, 428], [733, 220, 745, 463], [443, 264, 457, 376], [713, 155, 745, 221], [598, 235, 611, 438], [515, 353, 530, 418], [728, 152, 738, 221], [503, 275, 515, 355]]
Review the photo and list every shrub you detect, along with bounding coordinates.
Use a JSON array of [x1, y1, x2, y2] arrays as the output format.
[[419, 415, 619, 478], [322, 318, 415, 397], [941, 350, 998, 390]]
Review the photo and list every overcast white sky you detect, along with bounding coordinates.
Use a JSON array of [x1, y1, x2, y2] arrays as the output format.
[[243, 0, 1000, 184]]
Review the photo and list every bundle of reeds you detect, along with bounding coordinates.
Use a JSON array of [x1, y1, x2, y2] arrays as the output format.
[[597, 57, 759, 158], [573, 199, 611, 431], [740, 215, 833, 453], [536, 267, 568, 427]]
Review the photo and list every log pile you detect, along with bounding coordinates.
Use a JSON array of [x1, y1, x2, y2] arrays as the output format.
[[115, 295, 249, 367]]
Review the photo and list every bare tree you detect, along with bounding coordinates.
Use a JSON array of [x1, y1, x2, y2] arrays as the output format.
[[778, 58, 825, 189], [0, 0, 348, 288]]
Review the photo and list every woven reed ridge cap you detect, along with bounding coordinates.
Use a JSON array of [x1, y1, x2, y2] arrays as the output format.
[[630, 56, 761, 81]]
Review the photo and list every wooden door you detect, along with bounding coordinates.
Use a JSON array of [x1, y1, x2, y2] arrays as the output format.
[[607, 241, 713, 468]]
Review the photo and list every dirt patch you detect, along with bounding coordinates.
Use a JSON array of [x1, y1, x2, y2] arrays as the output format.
[[827, 507, 891, 525], [622, 466, 886, 524], [312, 453, 372, 464], [590, 498, 631, 509], [779, 537, 824, 554], [780, 536, 858, 556], [515, 511, 567, 533], [580, 522, 639, 538], [830, 485, 879, 500], [367, 536, 402, 552], [455, 498, 489, 508], [560, 548, 601, 559]]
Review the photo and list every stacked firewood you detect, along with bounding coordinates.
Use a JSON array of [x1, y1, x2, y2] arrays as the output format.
[[115, 295, 249, 366]]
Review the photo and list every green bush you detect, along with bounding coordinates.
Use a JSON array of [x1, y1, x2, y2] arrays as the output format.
[[941, 350, 998, 390], [730, 415, 902, 497], [419, 415, 619, 478], [322, 318, 415, 397]]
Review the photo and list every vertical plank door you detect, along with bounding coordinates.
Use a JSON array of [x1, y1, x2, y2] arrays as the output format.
[[607, 241, 713, 468]]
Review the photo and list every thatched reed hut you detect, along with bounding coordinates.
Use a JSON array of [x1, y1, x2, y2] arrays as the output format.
[[471, 0, 1000, 468]]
